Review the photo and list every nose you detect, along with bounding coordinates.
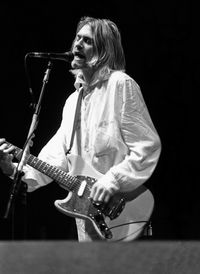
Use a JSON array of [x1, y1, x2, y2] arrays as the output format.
[[75, 38, 83, 50]]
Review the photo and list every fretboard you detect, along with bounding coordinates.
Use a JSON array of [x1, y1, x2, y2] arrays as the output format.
[[7, 141, 79, 192]]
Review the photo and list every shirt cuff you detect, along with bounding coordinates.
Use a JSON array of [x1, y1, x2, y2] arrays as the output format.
[[103, 169, 120, 191]]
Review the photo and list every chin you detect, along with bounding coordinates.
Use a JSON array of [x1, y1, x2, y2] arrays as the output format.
[[71, 63, 82, 69], [72, 58, 90, 69]]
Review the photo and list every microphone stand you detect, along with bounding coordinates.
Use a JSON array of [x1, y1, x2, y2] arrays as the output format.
[[4, 61, 53, 239]]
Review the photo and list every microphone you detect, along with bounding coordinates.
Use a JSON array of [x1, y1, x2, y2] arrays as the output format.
[[27, 51, 74, 63]]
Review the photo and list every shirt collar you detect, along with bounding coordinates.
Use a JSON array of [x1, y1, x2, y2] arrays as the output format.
[[74, 73, 86, 91], [74, 66, 112, 92]]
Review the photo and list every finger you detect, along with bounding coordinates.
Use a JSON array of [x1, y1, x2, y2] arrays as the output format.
[[90, 183, 102, 199], [91, 189, 100, 202], [96, 191, 107, 203], [89, 185, 96, 199], [91, 186, 103, 202], [0, 143, 8, 151], [104, 193, 111, 203], [0, 138, 6, 145], [0, 143, 14, 154], [8, 152, 14, 159], [4, 145, 15, 154], [94, 188, 109, 203]]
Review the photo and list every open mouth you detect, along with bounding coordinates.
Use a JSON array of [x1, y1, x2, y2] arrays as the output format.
[[73, 52, 85, 60]]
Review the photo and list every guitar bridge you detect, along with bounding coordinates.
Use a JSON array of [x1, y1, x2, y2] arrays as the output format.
[[94, 212, 113, 239], [106, 198, 126, 220]]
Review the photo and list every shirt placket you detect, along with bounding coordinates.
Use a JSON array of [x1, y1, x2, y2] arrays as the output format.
[[81, 91, 92, 159]]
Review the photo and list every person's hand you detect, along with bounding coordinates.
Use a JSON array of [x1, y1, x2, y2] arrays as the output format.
[[90, 174, 119, 204], [0, 138, 15, 176]]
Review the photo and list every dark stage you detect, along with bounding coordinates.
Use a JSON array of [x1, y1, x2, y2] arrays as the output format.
[[0, 0, 198, 245]]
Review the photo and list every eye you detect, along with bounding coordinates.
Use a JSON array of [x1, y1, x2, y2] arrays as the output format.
[[75, 34, 93, 46], [84, 37, 93, 45]]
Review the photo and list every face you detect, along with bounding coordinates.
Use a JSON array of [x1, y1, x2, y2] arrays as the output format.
[[71, 24, 94, 70]]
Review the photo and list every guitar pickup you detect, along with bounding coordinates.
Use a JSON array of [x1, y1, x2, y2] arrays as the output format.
[[77, 180, 87, 197]]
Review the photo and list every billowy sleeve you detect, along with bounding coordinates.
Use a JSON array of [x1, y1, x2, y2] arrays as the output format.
[[18, 91, 79, 192], [106, 77, 161, 192], [19, 93, 78, 192], [20, 125, 69, 192]]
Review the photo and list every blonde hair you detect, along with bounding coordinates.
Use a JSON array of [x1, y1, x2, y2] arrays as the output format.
[[71, 16, 126, 71]]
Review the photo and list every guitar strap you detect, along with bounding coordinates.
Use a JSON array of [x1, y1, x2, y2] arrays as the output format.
[[66, 87, 83, 155]]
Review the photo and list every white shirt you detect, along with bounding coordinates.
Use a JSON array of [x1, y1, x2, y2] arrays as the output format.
[[20, 69, 161, 241], [21, 70, 161, 193]]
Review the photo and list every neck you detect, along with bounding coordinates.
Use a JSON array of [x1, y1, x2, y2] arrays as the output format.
[[81, 67, 96, 84]]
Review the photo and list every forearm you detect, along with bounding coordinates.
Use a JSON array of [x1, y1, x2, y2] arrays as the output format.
[[106, 137, 161, 192]]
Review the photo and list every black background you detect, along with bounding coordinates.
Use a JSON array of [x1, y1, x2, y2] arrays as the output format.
[[0, 1, 198, 241]]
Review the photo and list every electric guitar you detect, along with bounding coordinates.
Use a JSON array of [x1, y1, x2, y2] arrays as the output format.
[[8, 141, 154, 241]]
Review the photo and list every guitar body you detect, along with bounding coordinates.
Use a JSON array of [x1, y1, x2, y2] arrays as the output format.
[[54, 154, 154, 241]]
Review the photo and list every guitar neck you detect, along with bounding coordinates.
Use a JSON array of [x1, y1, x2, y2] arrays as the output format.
[[8, 141, 78, 192]]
